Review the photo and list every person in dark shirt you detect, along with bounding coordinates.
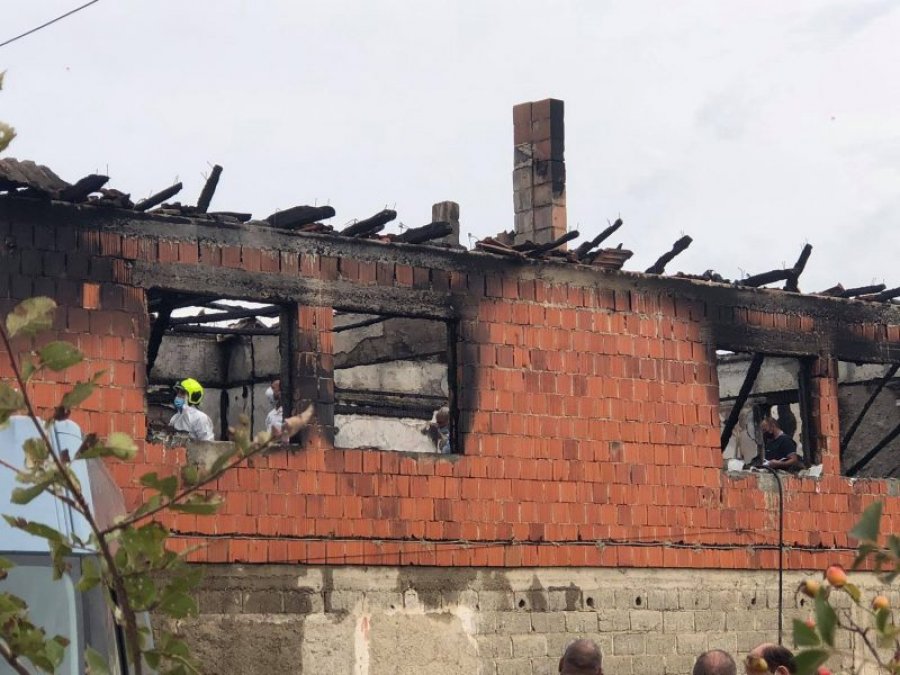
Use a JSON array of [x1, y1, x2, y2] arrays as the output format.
[[760, 417, 802, 471]]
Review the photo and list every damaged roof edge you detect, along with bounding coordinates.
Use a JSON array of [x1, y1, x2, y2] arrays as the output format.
[[3, 194, 900, 332]]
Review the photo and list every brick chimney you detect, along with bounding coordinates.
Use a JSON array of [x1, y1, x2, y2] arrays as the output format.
[[512, 99, 566, 246]]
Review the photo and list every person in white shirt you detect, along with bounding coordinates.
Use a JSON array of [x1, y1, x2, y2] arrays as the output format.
[[265, 379, 283, 438], [168, 378, 215, 442]]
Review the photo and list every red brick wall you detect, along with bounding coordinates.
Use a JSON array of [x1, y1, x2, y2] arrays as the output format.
[[2, 206, 900, 571]]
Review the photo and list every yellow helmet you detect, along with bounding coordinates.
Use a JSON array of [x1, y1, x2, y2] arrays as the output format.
[[176, 378, 204, 405]]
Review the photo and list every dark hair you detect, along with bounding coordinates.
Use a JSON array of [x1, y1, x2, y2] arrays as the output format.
[[761, 645, 796, 673]]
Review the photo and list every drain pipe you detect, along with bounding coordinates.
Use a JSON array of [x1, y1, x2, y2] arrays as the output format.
[[761, 466, 785, 645]]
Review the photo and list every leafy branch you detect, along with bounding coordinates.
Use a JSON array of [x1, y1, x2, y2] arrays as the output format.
[[0, 297, 311, 674]]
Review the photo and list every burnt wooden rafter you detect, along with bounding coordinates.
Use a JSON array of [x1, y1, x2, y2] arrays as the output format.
[[392, 221, 453, 245], [265, 205, 336, 229], [341, 209, 397, 237], [645, 235, 693, 275], [135, 183, 183, 212], [784, 244, 813, 292], [720, 353, 765, 452], [846, 419, 900, 477], [574, 219, 624, 259], [196, 164, 223, 213], [840, 363, 900, 455]]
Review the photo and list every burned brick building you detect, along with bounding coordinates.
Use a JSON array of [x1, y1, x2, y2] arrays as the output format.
[[2, 99, 900, 674]]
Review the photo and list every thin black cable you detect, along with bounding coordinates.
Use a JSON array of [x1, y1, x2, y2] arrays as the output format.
[[0, 0, 101, 49], [761, 466, 785, 646]]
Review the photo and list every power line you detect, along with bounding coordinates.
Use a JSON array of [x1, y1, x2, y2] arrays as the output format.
[[0, 0, 101, 49]]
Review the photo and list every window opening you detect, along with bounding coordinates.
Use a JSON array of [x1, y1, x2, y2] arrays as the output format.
[[146, 290, 285, 442], [717, 350, 816, 473], [837, 360, 900, 477], [330, 310, 459, 453]]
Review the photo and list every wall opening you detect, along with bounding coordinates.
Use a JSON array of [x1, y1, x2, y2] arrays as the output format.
[[717, 350, 817, 471], [837, 360, 900, 477], [145, 290, 287, 441], [330, 310, 459, 453]]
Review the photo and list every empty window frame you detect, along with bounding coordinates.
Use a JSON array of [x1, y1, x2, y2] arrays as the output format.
[[330, 310, 459, 454], [717, 350, 817, 470], [837, 360, 900, 477], [146, 290, 287, 441]]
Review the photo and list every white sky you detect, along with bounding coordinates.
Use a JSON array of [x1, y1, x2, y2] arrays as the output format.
[[3, 1, 900, 292]]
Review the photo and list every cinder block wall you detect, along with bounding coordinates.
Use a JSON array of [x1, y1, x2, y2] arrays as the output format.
[[156, 565, 873, 675]]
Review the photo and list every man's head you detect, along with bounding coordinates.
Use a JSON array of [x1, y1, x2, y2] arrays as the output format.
[[759, 417, 782, 438], [435, 406, 450, 428], [694, 649, 737, 675], [559, 639, 602, 675], [174, 378, 204, 409], [267, 379, 282, 407], [745, 643, 796, 674]]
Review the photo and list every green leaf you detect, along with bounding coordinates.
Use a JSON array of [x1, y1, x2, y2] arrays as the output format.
[[38, 341, 83, 371], [793, 649, 830, 675], [76, 557, 101, 592], [815, 591, 838, 646], [23, 437, 49, 465], [792, 618, 821, 647], [85, 646, 111, 675], [43, 633, 68, 668], [140, 471, 178, 499], [169, 494, 222, 516], [850, 501, 883, 543], [5, 297, 55, 338], [20, 358, 37, 382], [49, 540, 72, 580], [80, 432, 139, 460], [0, 555, 12, 581], [0, 382, 25, 424], [887, 535, 900, 560], [11, 482, 52, 505], [158, 590, 197, 618], [180, 465, 200, 486], [61, 381, 96, 409], [3, 516, 64, 543], [843, 582, 861, 604], [876, 606, 891, 633], [208, 447, 238, 476]]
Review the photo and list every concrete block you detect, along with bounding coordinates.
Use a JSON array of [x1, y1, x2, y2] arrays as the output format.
[[703, 631, 737, 655], [548, 588, 583, 612], [679, 590, 710, 610], [242, 590, 283, 614], [324, 589, 363, 613], [675, 633, 707, 655], [709, 591, 740, 611], [365, 591, 404, 610], [564, 611, 596, 633], [531, 656, 559, 675], [198, 589, 242, 614], [479, 590, 515, 611], [511, 633, 547, 658], [283, 590, 323, 615], [693, 610, 727, 632], [496, 658, 532, 675], [645, 634, 677, 656], [734, 631, 769, 651], [477, 635, 514, 659], [647, 589, 680, 611], [613, 633, 646, 656], [665, 654, 697, 674], [602, 655, 634, 674], [630, 609, 663, 631], [663, 612, 695, 633], [597, 608, 630, 632], [495, 612, 534, 634], [531, 612, 566, 634]]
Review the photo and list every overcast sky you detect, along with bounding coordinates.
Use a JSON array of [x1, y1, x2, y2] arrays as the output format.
[[2, 1, 899, 292]]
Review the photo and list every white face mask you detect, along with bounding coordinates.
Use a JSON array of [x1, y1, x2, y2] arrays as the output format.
[[265, 387, 276, 407]]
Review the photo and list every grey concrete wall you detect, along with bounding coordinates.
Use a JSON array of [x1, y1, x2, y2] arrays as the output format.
[[157, 565, 880, 675], [839, 379, 900, 477]]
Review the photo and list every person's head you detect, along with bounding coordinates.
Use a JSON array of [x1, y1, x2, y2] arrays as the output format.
[[744, 644, 796, 674], [559, 639, 602, 675], [174, 378, 204, 411], [435, 406, 450, 428], [694, 649, 737, 675], [759, 417, 782, 438], [266, 379, 281, 408]]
